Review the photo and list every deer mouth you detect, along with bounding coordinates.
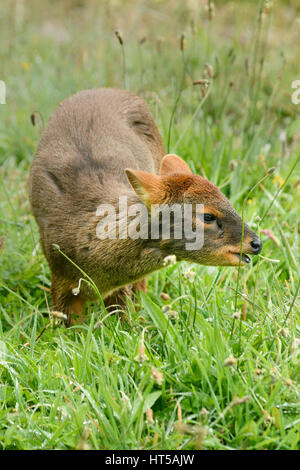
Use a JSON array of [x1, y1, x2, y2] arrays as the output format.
[[232, 252, 251, 264]]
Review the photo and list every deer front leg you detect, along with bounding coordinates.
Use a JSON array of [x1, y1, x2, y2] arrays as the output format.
[[104, 284, 133, 312], [51, 275, 86, 326], [133, 278, 147, 294], [104, 278, 147, 312]]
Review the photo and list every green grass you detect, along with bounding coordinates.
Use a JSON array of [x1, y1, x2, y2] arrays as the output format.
[[0, 0, 299, 450]]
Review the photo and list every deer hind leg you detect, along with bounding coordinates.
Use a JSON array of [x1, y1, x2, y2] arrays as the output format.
[[51, 275, 86, 326]]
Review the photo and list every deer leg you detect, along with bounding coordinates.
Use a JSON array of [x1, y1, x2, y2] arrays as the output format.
[[104, 284, 132, 312], [104, 279, 147, 312], [132, 278, 147, 294], [51, 275, 86, 326]]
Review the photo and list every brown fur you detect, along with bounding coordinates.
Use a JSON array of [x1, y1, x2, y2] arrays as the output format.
[[29, 88, 261, 325]]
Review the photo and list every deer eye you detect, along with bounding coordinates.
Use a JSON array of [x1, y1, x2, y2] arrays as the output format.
[[202, 213, 217, 224]]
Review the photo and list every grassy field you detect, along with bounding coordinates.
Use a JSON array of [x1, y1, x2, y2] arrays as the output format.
[[0, 0, 299, 450]]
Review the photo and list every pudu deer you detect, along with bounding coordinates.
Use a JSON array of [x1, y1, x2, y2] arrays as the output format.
[[29, 88, 262, 325]]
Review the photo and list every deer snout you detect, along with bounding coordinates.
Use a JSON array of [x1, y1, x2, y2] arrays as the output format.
[[250, 236, 262, 255]]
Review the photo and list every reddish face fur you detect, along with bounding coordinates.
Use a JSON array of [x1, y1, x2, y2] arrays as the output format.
[[126, 154, 261, 267]]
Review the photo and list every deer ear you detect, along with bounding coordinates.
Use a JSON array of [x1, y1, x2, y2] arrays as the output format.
[[125, 169, 163, 207], [160, 154, 193, 176]]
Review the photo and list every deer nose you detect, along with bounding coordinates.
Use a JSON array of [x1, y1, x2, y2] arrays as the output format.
[[250, 237, 262, 254]]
